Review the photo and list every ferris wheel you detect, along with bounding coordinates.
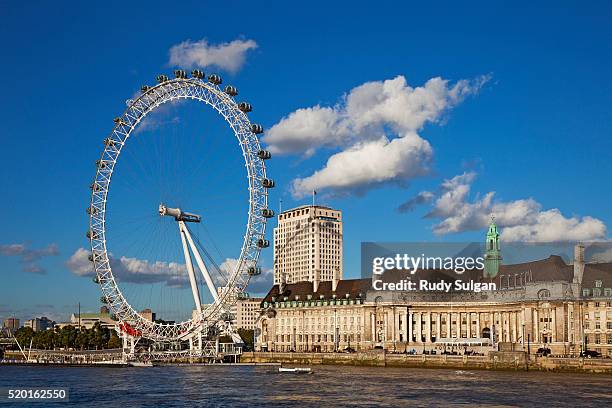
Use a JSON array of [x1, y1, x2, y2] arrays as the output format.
[[86, 69, 274, 344]]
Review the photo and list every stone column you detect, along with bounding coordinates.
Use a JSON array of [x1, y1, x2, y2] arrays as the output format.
[[476, 313, 481, 338], [408, 311, 413, 343], [467, 312, 471, 338], [403, 311, 408, 343], [436, 312, 441, 341], [512, 312, 517, 342], [551, 307, 556, 343], [417, 312, 422, 343], [370, 312, 375, 343], [534, 309, 539, 343]]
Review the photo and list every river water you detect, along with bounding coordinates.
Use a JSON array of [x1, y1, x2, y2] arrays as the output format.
[[0, 365, 611, 407]]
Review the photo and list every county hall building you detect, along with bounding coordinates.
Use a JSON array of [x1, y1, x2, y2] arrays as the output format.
[[256, 211, 612, 357]]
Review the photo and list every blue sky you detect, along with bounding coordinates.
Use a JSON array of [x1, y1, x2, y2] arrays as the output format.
[[1, 1, 611, 323]]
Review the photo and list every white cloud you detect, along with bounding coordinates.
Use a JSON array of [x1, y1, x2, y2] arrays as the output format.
[[423, 172, 607, 242], [264, 75, 490, 197], [292, 134, 433, 197], [67, 249, 273, 293], [168, 38, 257, 73], [66, 248, 189, 287], [0, 242, 59, 274]]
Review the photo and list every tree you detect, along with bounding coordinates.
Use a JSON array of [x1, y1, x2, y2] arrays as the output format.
[[15, 327, 34, 349], [108, 333, 122, 349]]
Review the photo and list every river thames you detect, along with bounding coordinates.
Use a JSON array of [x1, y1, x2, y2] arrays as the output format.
[[1, 365, 611, 407]]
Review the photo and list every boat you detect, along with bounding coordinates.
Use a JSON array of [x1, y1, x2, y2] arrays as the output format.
[[128, 361, 155, 367], [278, 367, 312, 374]]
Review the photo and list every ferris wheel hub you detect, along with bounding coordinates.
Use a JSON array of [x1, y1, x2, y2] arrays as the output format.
[[158, 203, 201, 223]]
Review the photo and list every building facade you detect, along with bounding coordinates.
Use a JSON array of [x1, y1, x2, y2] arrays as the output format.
[[274, 205, 343, 285], [257, 220, 612, 357], [235, 297, 264, 330], [139, 308, 156, 322], [2, 318, 20, 335], [25, 317, 55, 332]]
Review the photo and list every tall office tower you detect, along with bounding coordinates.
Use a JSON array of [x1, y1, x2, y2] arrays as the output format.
[[273, 205, 343, 285]]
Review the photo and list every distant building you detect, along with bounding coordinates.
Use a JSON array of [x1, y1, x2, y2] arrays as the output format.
[[235, 297, 263, 330], [139, 308, 156, 322], [68, 311, 116, 330], [24, 317, 55, 332], [274, 205, 343, 285], [2, 317, 20, 335]]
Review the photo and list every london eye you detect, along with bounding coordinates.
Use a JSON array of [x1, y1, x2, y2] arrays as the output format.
[[86, 69, 273, 354]]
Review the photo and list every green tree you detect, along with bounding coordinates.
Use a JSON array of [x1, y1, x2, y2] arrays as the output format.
[[76, 330, 90, 350], [15, 327, 34, 349], [108, 332, 122, 349]]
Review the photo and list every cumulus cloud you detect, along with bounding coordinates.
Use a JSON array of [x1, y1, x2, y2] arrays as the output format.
[[168, 38, 257, 73], [0, 243, 59, 274], [66, 248, 189, 288], [422, 172, 607, 242], [292, 134, 433, 197], [264, 74, 490, 197]]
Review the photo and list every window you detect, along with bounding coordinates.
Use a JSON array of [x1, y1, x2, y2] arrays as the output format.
[[595, 280, 603, 288], [583, 289, 590, 297]]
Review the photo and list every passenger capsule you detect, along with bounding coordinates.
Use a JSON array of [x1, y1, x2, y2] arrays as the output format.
[[208, 74, 222, 85], [248, 266, 262, 276], [156, 74, 169, 83], [262, 178, 275, 188], [224, 85, 238, 96], [96, 160, 107, 169], [104, 138, 116, 147], [261, 208, 275, 218], [251, 124, 263, 134], [93, 276, 100, 284], [191, 69, 205, 79], [90, 183, 101, 192], [88, 253, 95, 262], [257, 239, 270, 248], [141, 85, 150, 93], [257, 150, 271, 160], [86, 230, 98, 239], [86, 206, 98, 215], [237, 292, 249, 300], [113, 117, 126, 125], [174, 69, 187, 79], [100, 296, 109, 304], [238, 102, 252, 112]]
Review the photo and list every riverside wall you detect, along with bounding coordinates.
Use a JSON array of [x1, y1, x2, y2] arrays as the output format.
[[241, 351, 612, 374]]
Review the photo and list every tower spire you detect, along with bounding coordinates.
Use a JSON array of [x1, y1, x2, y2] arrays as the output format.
[[484, 215, 502, 278]]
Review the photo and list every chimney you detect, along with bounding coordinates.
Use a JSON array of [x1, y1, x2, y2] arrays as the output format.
[[573, 243, 585, 284], [313, 268, 320, 293], [332, 268, 339, 292]]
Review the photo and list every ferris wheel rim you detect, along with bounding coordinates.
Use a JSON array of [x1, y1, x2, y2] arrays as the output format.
[[87, 75, 270, 341]]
